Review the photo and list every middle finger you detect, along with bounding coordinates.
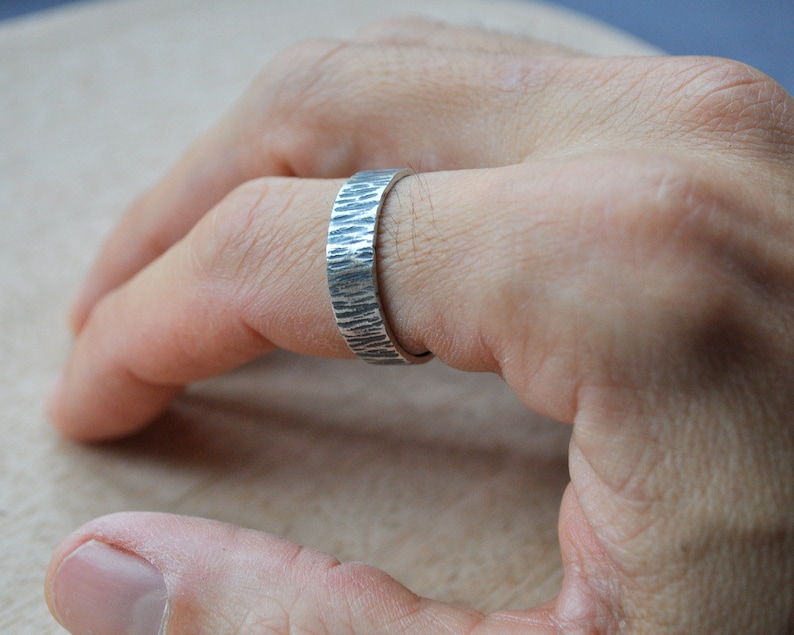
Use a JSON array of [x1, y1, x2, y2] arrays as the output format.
[[71, 40, 777, 333]]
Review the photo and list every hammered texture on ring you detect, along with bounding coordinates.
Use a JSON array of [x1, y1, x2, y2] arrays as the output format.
[[326, 169, 433, 365]]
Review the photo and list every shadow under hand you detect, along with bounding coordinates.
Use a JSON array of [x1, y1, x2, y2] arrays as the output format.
[[60, 351, 571, 611]]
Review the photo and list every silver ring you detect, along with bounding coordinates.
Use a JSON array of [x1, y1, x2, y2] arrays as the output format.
[[326, 169, 433, 365]]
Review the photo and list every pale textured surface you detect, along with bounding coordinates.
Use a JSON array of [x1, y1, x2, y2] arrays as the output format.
[[0, 1, 654, 632]]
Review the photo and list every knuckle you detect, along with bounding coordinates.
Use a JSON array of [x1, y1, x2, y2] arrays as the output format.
[[252, 38, 356, 176], [190, 176, 327, 331], [633, 162, 737, 298], [628, 158, 792, 373], [668, 57, 794, 149], [200, 178, 268, 275], [192, 178, 295, 290]]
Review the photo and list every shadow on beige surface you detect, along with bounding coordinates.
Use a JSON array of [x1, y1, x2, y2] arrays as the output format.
[[62, 353, 570, 610]]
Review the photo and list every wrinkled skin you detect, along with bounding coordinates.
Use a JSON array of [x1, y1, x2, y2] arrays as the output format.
[[46, 17, 794, 634]]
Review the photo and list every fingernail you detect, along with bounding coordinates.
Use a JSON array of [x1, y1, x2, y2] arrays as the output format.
[[51, 539, 168, 635]]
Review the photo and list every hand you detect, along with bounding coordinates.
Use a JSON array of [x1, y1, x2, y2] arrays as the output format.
[[46, 17, 794, 634]]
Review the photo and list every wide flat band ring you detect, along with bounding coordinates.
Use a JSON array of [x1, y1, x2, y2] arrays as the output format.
[[326, 169, 434, 365]]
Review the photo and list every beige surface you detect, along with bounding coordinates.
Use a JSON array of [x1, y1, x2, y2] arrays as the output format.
[[0, 1, 656, 632]]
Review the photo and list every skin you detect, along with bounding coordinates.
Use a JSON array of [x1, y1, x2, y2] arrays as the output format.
[[45, 17, 794, 634]]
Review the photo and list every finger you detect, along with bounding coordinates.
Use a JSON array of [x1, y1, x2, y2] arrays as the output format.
[[71, 43, 784, 330], [49, 148, 751, 441], [70, 38, 577, 331], [67, 103, 291, 334], [354, 15, 581, 56], [46, 512, 557, 635], [73, 18, 578, 333], [50, 177, 345, 441]]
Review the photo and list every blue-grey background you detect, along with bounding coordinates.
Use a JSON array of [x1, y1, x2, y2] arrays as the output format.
[[1, 0, 791, 93]]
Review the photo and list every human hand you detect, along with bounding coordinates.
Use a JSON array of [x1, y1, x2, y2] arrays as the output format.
[[46, 17, 794, 634]]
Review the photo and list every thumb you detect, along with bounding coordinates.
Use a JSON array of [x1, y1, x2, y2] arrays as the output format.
[[46, 512, 558, 635]]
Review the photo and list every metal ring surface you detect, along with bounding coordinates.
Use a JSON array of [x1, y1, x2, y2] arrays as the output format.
[[326, 169, 433, 365]]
